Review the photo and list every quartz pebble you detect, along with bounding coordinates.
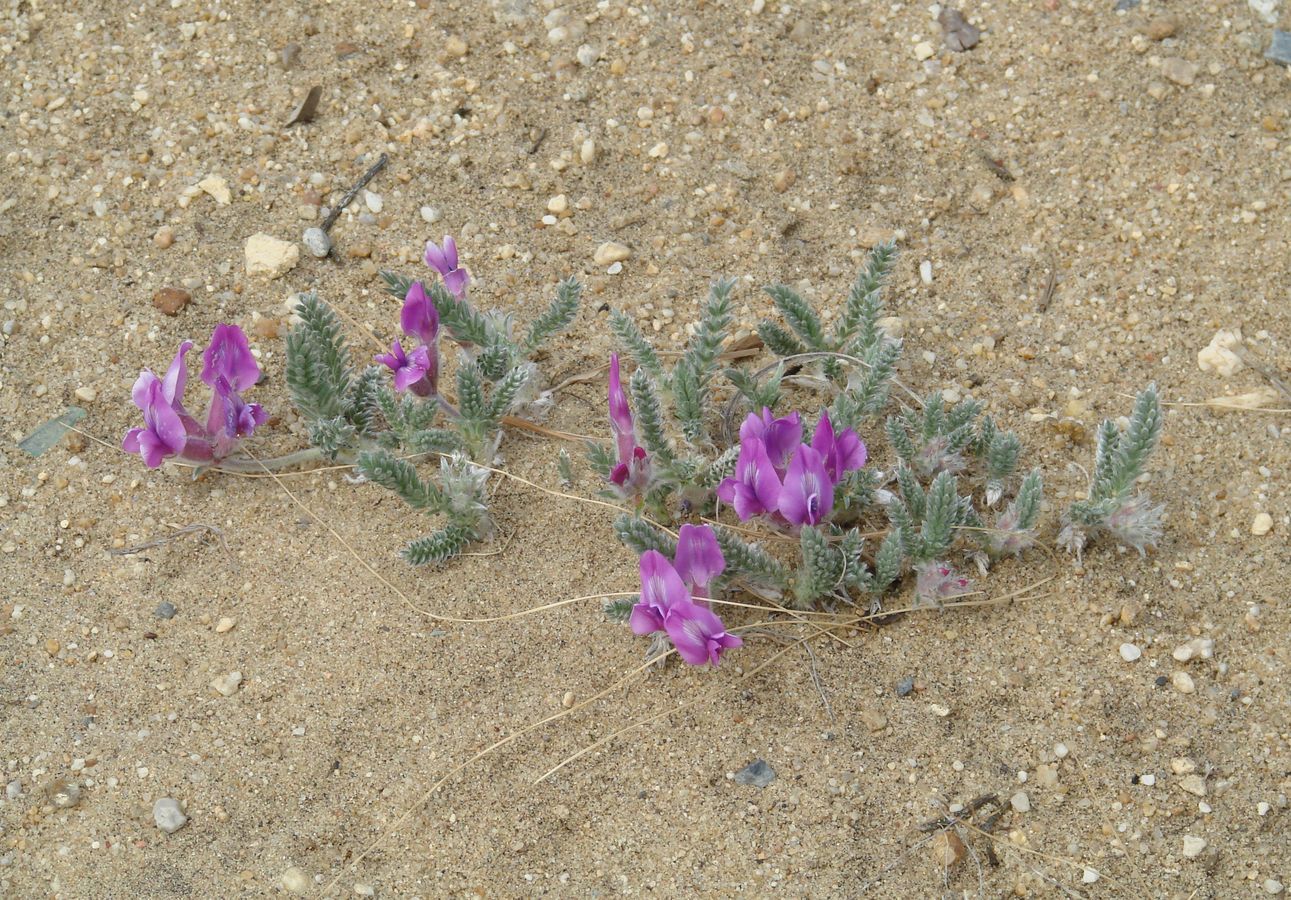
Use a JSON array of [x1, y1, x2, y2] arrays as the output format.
[[1119, 642, 1142, 662], [919, 260, 933, 284], [593, 242, 632, 266], [733, 758, 776, 788], [245, 233, 300, 278], [198, 174, 232, 205], [1172, 638, 1215, 662], [215, 617, 237, 634], [1178, 774, 1207, 796], [1010, 791, 1031, 812], [281, 867, 309, 894], [50, 780, 81, 808], [1181, 835, 1207, 858], [363, 190, 383, 213], [1172, 671, 1196, 694], [211, 671, 243, 697], [153, 797, 188, 834], [1162, 57, 1198, 86], [1251, 513, 1273, 536], [1265, 879, 1285, 895], [420, 206, 441, 224], [1082, 868, 1101, 884], [1197, 329, 1244, 376], [580, 138, 597, 164]]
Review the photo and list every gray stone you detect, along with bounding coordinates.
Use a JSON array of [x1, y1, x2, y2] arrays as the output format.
[[302, 227, 331, 258], [154, 602, 177, 619], [153, 798, 188, 834], [1267, 30, 1291, 67], [1114, 0, 1140, 9], [896, 676, 915, 697], [734, 759, 776, 788]]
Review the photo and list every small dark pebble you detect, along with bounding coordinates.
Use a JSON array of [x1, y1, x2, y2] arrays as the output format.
[[154, 602, 177, 620], [1131, 774, 1141, 785], [143, 632, 158, 640], [734, 759, 776, 788], [1154, 675, 1169, 687], [896, 676, 915, 697]]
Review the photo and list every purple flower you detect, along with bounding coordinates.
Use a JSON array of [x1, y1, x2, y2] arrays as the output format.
[[400, 280, 440, 345], [608, 354, 635, 462], [200, 324, 261, 393], [630, 550, 741, 666], [209, 377, 267, 455], [663, 598, 743, 667], [716, 438, 783, 521], [375, 339, 436, 396], [739, 408, 802, 474], [606, 354, 651, 497], [811, 410, 867, 482], [630, 549, 687, 636], [424, 235, 469, 299], [778, 444, 834, 526], [122, 373, 192, 468], [673, 523, 725, 599]]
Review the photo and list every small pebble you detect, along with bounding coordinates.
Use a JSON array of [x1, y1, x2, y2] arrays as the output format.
[[919, 260, 933, 284], [1082, 868, 1100, 884], [302, 227, 331, 258], [1054, 743, 1069, 760], [1181, 835, 1207, 858], [153, 226, 174, 249], [215, 617, 237, 634], [50, 779, 81, 808], [1119, 642, 1142, 662], [1172, 671, 1196, 694], [281, 866, 309, 894], [579, 138, 597, 164], [211, 671, 243, 697], [1251, 512, 1273, 536], [1162, 57, 1198, 86], [914, 41, 936, 61], [73, 387, 96, 403], [442, 35, 468, 59], [1145, 15, 1178, 41], [1266, 30, 1291, 67], [929, 829, 966, 867], [1010, 791, 1031, 813], [547, 194, 569, 214], [363, 190, 383, 214], [561, 691, 575, 709], [734, 759, 776, 788], [245, 233, 300, 278], [153, 797, 188, 834], [198, 174, 231, 205], [154, 602, 178, 620], [1171, 757, 1197, 775], [1265, 879, 1285, 895], [354, 884, 376, 898], [1179, 774, 1207, 796], [152, 287, 192, 316], [420, 206, 441, 224], [895, 676, 915, 697], [593, 242, 632, 266], [772, 169, 795, 192], [44, 639, 60, 656]]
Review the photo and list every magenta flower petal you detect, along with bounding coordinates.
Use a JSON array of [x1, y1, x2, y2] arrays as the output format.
[[721, 438, 782, 521], [400, 281, 440, 345], [640, 549, 688, 614], [778, 444, 834, 526], [425, 236, 469, 298], [673, 524, 725, 598], [811, 410, 867, 481], [201, 325, 260, 392], [664, 598, 743, 666], [124, 378, 189, 467], [608, 353, 635, 462], [740, 408, 802, 474], [442, 267, 470, 298], [629, 601, 666, 636]]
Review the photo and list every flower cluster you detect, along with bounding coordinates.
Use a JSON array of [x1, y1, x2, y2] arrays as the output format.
[[123, 324, 267, 468], [717, 408, 866, 527], [629, 524, 742, 666], [605, 353, 651, 497], [376, 280, 440, 397]]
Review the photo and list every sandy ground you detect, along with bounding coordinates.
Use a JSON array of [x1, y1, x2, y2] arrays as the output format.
[[3, 0, 1290, 896]]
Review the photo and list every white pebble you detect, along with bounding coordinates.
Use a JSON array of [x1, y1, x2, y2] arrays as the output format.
[[919, 260, 933, 284], [1172, 671, 1196, 694], [1265, 879, 1285, 895], [1054, 743, 1069, 759], [580, 138, 597, 164], [363, 190, 383, 213], [576, 44, 600, 67], [420, 206, 441, 224], [281, 867, 309, 894], [1119, 642, 1142, 662], [1010, 791, 1031, 812], [1082, 868, 1100, 884], [74, 386, 97, 402], [1251, 512, 1273, 536], [210, 671, 243, 697], [1181, 835, 1207, 858], [1141, 774, 1156, 786], [153, 798, 188, 834]]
